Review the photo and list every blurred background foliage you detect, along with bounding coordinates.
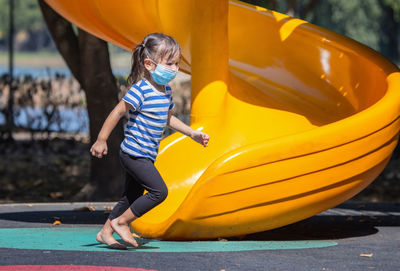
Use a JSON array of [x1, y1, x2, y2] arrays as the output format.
[[0, 0, 398, 62], [243, 0, 400, 64], [0, 0, 53, 51], [0, 0, 124, 54]]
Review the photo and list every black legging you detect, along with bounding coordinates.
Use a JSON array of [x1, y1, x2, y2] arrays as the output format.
[[108, 150, 168, 219]]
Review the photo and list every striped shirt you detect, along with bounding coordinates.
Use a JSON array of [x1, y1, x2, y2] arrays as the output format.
[[120, 78, 175, 161]]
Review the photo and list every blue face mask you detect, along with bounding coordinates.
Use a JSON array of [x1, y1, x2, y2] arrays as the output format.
[[149, 60, 178, 85]]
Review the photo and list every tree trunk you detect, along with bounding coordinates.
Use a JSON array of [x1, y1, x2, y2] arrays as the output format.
[[378, 0, 399, 64], [38, 0, 124, 200]]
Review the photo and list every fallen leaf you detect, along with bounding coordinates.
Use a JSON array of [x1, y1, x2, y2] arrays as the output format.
[[49, 192, 63, 199], [360, 253, 373, 258], [53, 220, 61, 226]]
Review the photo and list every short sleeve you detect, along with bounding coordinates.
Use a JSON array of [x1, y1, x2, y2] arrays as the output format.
[[169, 99, 175, 110], [123, 84, 144, 110], [166, 86, 175, 110]]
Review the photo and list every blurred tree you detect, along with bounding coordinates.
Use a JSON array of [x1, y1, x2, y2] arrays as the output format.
[[311, 0, 399, 63], [0, 0, 54, 51], [241, 0, 400, 64], [38, 0, 124, 201], [312, 0, 382, 51], [241, 0, 318, 20], [379, 0, 400, 62]]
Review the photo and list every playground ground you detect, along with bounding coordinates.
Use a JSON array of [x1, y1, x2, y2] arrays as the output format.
[[0, 201, 399, 271]]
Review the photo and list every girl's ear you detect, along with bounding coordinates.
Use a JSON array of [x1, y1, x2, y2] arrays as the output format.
[[144, 58, 154, 71]]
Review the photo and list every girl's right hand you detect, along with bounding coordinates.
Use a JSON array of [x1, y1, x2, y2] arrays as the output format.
[[90, 140, 108, 158]]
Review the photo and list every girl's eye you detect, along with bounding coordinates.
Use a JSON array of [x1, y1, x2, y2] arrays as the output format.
[[167, 62, 179, 66]]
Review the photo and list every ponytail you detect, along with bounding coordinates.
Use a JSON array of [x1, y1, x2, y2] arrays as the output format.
[[127, 44, 146, 86]]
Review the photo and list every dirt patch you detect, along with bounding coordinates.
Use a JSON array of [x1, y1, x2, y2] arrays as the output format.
[[0, 134, 90, 203]]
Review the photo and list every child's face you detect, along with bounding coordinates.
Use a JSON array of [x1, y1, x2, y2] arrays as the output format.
[[145, 52, 180, 72]]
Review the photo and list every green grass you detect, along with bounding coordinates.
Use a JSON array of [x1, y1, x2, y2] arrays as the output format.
[[0, 51, 66, 67], [0, 50, 131, 69]]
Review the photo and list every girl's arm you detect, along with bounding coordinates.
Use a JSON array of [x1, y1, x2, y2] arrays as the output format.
[[90, 100, 131, 158], [167, 111, 209, 147]]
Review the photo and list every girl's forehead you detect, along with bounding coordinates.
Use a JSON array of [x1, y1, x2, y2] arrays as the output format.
[[160, 51, 181, 62]]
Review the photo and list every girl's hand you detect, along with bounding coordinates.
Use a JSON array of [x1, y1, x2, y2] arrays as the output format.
[[191, 130, 210, 147], [90, 140, 108, 158]]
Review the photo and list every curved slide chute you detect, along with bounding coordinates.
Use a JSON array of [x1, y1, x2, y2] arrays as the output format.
[[46, 0, 400, 240]]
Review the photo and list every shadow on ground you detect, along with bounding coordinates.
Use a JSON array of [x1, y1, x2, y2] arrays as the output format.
[[0, 210, 109, 225], [245, 202, 400, 241], [0, 202, 398, 241]]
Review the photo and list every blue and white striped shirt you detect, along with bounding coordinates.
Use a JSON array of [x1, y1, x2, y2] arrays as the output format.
[[121, 78, 174, 161]]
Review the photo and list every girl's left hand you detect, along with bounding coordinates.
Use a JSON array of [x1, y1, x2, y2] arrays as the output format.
[[191, 130, 210, 147]]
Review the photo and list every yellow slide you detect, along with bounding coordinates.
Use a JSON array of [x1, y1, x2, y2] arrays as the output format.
[[46, 0, 400, 240]]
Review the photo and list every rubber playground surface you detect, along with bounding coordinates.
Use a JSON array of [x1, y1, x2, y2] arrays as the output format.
[[0, 202, 399, 270]]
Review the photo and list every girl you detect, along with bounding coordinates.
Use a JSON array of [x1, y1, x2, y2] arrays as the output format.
[[91, 33, 209, 249]]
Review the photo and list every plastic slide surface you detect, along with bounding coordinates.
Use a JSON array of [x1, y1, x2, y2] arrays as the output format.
[[46, 0, 400, 240]]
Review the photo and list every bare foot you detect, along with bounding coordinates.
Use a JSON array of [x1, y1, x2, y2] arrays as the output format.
[[110, 219, 139, 247], [96, 230, 127, 250]]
